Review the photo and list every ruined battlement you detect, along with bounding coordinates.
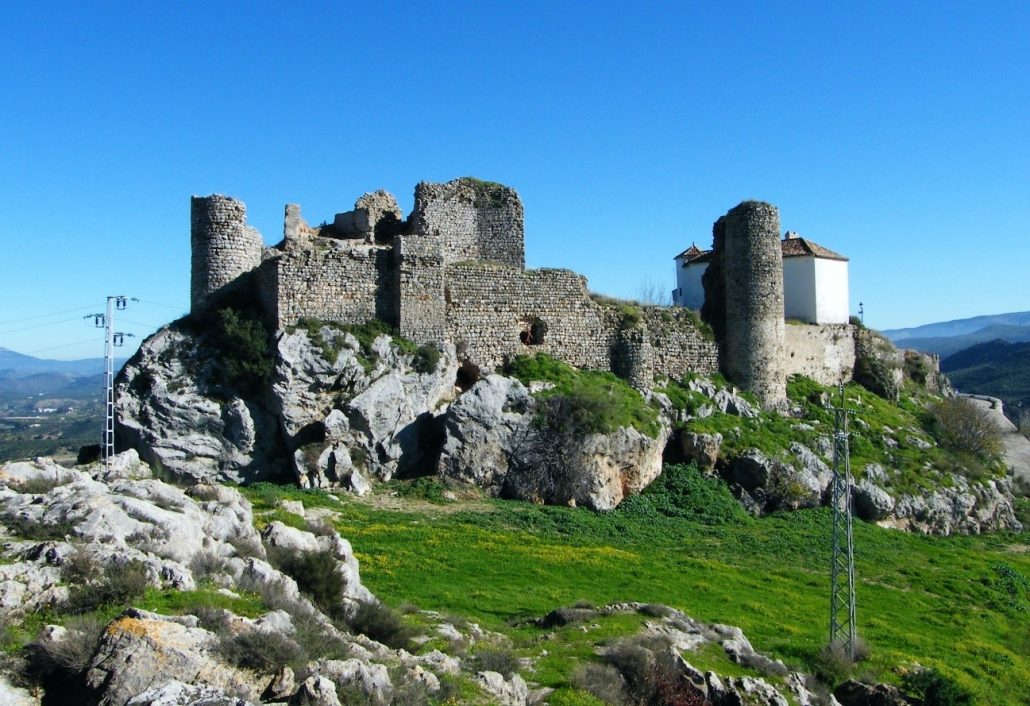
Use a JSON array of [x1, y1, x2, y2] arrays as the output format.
[[189, 179, 852, 396]]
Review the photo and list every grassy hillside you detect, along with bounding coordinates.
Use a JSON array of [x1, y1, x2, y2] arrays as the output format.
[[243, 477, 1030, 704]]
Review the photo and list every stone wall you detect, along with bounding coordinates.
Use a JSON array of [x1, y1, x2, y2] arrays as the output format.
[[443, 263, 717, 385], [411, 178, 525, 268], [190, 195, 263, 311], [783, 323, 856, 386], [720, 201, 786, 408], [266, 239, 394, 329], [395, 234, 446, 344], [642, 309, 719, 380]]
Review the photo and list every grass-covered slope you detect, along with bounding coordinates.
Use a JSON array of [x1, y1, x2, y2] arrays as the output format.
[[242, 478, 1030, 704], [662, 373, 1007, 495]]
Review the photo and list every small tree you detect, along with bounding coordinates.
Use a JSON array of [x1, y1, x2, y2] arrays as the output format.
[[929, 397, 1002, 460]]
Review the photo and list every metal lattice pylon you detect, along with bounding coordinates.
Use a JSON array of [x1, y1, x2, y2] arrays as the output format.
[[88, 296, 131, 474], [829, 382, 857, 658]]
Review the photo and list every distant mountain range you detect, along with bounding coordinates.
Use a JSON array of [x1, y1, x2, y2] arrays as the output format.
[[882, 312, 1030, 358], [941, 340, 1030, 413], [0, 347, 126, 378]]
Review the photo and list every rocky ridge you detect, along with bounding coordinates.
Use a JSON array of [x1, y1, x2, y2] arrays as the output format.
[[114, 320, 1021, 533]]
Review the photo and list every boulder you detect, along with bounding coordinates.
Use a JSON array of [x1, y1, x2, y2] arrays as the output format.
[[681, 432, 722, 473], [85, 610, 260, 706], [834, 679, 907, 706], [475, 671, 529, 706], [852, 479, 894, 521], [438, 375, 532, 490]]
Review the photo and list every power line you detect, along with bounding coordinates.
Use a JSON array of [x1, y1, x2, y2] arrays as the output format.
[[0, 316, 92, 335], [0, 304, 105, 327], [135, 299, 187, 312], [26, 338, 103, 355]]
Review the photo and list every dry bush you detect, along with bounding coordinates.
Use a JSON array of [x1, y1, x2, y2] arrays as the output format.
[[472, 646, 520, 678], [346, 600, 413, 651], [23, 614, 105, 683], [929, 397, 1002, 460]]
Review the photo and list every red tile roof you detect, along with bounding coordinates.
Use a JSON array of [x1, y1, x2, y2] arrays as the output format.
[[675, 235, 847, 266]]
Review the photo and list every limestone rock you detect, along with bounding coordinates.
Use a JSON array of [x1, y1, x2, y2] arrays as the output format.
[[891, 475, 1021, 534], [834, 679, 908, 706], [437, 375, 532, 490], [475, 670, 529, 706], [681, 432, 722, 473], [116, 327, 282, 484], [310, 659, 392, 705], [852, 478, 895, 521], [126, 680, 256, 706], [85, 610, 260, 706], [261, 521, 374, 614], [290, 676, 342, 706], [0, 673, 40, 706]]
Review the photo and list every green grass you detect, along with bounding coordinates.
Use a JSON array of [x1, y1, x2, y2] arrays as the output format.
[[240, 480, 1030, 704], [503, 354, 661, 438]]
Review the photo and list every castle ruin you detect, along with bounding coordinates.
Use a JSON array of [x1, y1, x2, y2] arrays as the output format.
[[190, 178, 855, 405]]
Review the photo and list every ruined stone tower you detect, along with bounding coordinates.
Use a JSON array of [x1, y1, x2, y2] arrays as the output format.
[[720, 201, 786, 407], [190, 195, 263, 311]]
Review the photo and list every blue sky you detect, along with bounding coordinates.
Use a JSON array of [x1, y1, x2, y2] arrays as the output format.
[[2, 1, 1028, 359]]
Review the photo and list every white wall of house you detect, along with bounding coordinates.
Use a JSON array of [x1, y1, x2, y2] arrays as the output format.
[[783, 257, 817, 322], [673, 261, 706, 309], [814, 257, 849, 324], [674, 252, 849, 324]]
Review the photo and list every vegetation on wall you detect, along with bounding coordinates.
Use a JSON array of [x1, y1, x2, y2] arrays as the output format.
[[503, 354, 661, 438]]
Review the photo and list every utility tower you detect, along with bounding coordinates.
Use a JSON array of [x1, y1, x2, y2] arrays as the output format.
[[86, 296, 133, 473], [829, 382, 858, 658]]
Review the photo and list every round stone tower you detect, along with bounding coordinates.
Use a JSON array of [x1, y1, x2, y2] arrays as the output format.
[[190, 195, 263, 311], [721, 201, 786, 408]]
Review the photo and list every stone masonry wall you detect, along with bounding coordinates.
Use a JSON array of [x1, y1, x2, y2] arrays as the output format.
[[268, 239, 394, 329], [444, 263, 718, 385], [721, 201, 786, 408], [641, 309, 719, 380], [395, 234, 446, 344], [411, 179, 525, 268], [783, 323, 856, 386], [190, 195, 263, 311]]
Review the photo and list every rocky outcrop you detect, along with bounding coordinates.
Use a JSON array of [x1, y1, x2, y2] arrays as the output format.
[[722, 443, 833, 514], [117, 323, 458, 488], [436, 375, 668, 510], [116, 328, 283, 484]]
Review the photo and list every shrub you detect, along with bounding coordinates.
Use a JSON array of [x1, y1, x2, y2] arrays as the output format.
[[346, 600, 413, 650], [901, 667, 974, 706], [267, 547, 345, 619], [206, 307, 275, 393], [472, 646, 520, 677], [218, 627, 304, 673], [572, 662, 627, 705], [618, 463, 752, 525], [411, 343, 441, 374], [64, 559, 150, 614], [928, 397, 1002, 460], [22, 613, 105, 683], [189, 551, 230, 580], [811, 643, 853, 687], [16, 474, 70, 495]]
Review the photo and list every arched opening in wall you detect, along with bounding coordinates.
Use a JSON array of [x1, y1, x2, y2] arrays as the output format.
[[519, 317, 547, 346], [456, 360, 481, 392]]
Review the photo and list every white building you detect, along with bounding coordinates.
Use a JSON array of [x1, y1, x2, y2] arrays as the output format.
[[672, 232, 850, 325]]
